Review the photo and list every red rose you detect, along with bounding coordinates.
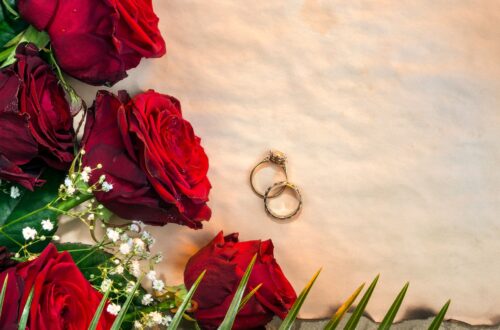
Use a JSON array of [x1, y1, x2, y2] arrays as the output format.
[[0, 43, 74, 190], [82, 90, 211, 228], [0, 244, 115, 329], [184, 232, 297, 329], [18, 0, 166, 86]]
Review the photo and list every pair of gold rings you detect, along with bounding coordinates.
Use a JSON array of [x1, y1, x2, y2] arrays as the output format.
[[250, 150, 302, 220]]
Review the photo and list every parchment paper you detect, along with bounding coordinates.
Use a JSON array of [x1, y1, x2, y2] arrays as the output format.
[[62, 0, 500, 325]]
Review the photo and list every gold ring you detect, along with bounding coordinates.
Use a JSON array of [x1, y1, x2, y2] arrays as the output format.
[[264, 181, 302, 220], [250, 150, 288, 199]]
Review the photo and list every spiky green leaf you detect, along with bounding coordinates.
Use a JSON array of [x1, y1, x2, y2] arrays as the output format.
[[0, 274, 8, 316], [169, 270, 206, 330], [428, 300, 451, 330], [324, 283, 365, 330], [378, 282, 409, 329], [18, 286, 34, 330], [110, 278, 143, 330], [88, 287, 112, 330], [344, 274, 379, 330]]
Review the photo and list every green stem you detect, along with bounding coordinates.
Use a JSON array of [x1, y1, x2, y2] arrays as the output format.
[[122, 299, 174, 323], [54, 193, 93, 213]]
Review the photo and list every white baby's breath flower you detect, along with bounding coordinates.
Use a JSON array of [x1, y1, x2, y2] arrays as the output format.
[[10, 186, 20, 199], [149, 311, 163, 325], [129, 260, 141, 278], [66, 185, 76, 196], [106, 228, 120, 242], [129, 223, 140, 233], [120, 233, 129, 242], [146, 270, 157, 281], [52, 235, 60, 241], [133, 238, 145, 252], [125, 281, 135, 293], [133, 321, 144, 330], [119, 242, 131, 255], [141, 293, 153, 306], [83, 166, 92, 173], [87, 213, 95, 221], [80, 171, 90, 183], [152, 279, 164, 292], [153, 253, 163, 264], [162, 315, 173, 326], [64, 177, 72, 187], [112, 265, 124, 275], [100, 278, 112, 292], [106, 303, 121, 315], [22, 227, 37, 241], [41, 219, 54, 231], [102, 181, 113, 192]]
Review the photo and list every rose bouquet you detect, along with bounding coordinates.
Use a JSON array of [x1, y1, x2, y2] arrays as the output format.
[[0, 1, 451, 329]]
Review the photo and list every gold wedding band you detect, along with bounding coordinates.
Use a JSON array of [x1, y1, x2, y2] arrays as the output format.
[[264, 181, 303, 220], [250, 150, 288, 199]]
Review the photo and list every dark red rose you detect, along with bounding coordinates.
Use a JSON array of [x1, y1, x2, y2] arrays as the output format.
[[82, 90, 211, 228], [0, 244, 115, 329], [18, 0, 166, 86], [0, 246, 16, 272], [184, 232, 297, 330], [0, 43, 74, 190]]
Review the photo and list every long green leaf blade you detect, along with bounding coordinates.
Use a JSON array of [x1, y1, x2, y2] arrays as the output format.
[[428, 300, 451, 330], [110, 278, 142, 330], [324, 283, 365, 330], [279, 268, 321, 330], [169, 270, 206, 330], [0, 274, 8, 316], [88, 287, 111, 330], [344, 274, 379, 330], [18, 286, 34, 330], [238, 283, 262, 313], [378, 282, 409, 329], [218, 254, 257, 330]]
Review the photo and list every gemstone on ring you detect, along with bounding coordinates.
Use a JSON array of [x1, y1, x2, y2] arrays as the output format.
[[269, 150, 287, 165]]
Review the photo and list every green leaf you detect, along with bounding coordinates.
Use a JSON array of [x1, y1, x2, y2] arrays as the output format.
[[1, 25, 50, 67], [18, 286, 34, 330], [169, 270, 206, 330], [238, 283, 262, 313], [0, 0, 28, 49], [88, 287, 112, 330], [344, 274, 379, 330], [218, 254, 257, 330], [428, 300, 451, 330], [110, 277, 143, 330], [0, 274, 8, 316], [279, 268, 321, 330], [324, 283, 365, 330], [378, 282, 409, 330], [0, 169, 65, 253]]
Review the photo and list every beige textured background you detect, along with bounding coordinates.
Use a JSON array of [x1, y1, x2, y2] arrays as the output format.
[[63, 0, 500, 325]]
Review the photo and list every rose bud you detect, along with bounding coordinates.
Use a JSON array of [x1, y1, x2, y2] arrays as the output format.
[[0, 244, 115, 329], [0, 43, 75, 190], [82, 90, 211, 228], [18, 0, 166, 86], [184, 232, 297, 329]]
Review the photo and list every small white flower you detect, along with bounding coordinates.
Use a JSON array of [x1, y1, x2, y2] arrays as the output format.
[[129, 223, 140, 233], [106, 303, 121, 315], [149, 311, 163, 325], [141, 293, 153, 306], [153, 253, 163, 264], [64, 177, 72, 187], [66, 185, 76, 196], [52, 235, 60, 241], [119, 242, 131, 255], [129, 260, 141, 277], [41, 219, 54, 231], [162, 315, 173, 326], [99, 174, 106, 183], [146, 270, 157, 281], [112, 265, 124, 275], [87, 213, 95, 221], [102, 181, 113, 192], [22, 227, 37, 241], [106, 228, 120, 242], [120, 233, 129, 242], [133, 238, 145, 252], [101, 278, 112, 292], [83, 166, 92, 173], [80, 171, 90, 183], [152, 279, 164, 292], [133, 321, 144, 330], [10, 186, 20, 199]]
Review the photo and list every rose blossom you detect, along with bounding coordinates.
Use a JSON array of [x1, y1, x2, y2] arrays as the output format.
[[0, 244, 115, 329], [0, 43, 74, 190], [184, 232, 297, 329], [18, 0, 166, 86], [82, 90, 211, 228]]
